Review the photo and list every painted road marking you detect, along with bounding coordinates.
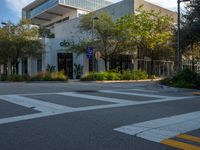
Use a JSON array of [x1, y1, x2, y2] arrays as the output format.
[[100, 90, 180, 99], [0, 90, 196, 125], [0, 95, 74, 112], [58, 92, 135, 104], [193, 92, 200, 96], [177, 134, 200, 143], [161, 139, 200, 150], [115, 111, 200, 142], [99, 90, 194, 104], [121, 89, 158, 93]]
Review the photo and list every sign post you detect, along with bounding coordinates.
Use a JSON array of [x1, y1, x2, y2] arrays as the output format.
[[86, 47, 93, 60]]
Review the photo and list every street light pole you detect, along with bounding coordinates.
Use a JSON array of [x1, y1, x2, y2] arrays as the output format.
[[177, 0, 190, 72], [92, 17, 99, 72], [177, 0, 181, 72]]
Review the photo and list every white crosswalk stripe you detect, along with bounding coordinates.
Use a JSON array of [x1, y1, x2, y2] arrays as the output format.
[[58, 92, 135, 104], [0, 89, 195, 125], [114, 111, 200, 142]]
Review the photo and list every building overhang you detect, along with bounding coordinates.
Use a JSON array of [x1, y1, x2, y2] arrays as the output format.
[[30, 4, 77, 25], [23, 0, 48, 11]]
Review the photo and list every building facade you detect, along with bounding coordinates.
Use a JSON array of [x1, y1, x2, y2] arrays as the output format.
[[20, 0, 177, 78]]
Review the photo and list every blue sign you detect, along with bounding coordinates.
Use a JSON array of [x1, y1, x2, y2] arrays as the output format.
[[86, 47, 93, 60]]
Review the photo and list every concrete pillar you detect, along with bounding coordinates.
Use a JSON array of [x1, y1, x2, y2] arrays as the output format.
[[134, 59, 138, 70], [28, 57, 32, 76], [0, 65, 3, 74], [18, 59, 22, 75], [167, 63, 170, 76], [31, 58, 38, 76], [7, 60, 12, 75]]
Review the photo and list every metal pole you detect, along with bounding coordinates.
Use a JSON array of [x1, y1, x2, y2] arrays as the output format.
[[177, 0, 181, 72]]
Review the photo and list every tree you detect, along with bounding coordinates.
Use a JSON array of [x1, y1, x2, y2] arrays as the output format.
[[180, 0, 200, 71], [116, 7, 175, 74], [0, 19, 43, 75], [72, 12, 125, 71], [71, 8, 174, 73], [184, 0, 200, 43]]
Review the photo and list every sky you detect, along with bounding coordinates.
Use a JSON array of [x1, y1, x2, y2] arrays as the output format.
[[0, 0, 180, 24]]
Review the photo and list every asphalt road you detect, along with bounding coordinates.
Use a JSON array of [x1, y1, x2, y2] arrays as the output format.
[[0, 81, 200, 150]]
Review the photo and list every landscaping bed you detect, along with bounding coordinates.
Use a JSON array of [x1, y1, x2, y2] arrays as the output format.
[[81, 70, 155, 81], [0, 71, 68, 82], [160, 69, 200, 89]]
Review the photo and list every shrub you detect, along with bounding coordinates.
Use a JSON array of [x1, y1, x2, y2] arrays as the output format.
[[107, 72, 121, 80], [7, 75, 23, 82], [81, 70, 148, 81], [81, 72, 121, 81], [121, 70, 148, 80], [121, 70, 132, 80], [30, 71, 68, 81], [0, 75, 8, 81], [160, 69, 200, 89], [46, 64, 56, 73], [0, 74, 30, 82]]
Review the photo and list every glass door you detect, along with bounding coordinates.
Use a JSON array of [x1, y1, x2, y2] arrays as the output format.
[[57, 53, 73, 79]]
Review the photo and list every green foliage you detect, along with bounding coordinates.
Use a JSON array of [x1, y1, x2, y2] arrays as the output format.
[[116, 6, 174, 62], [81, 70, 148, 81], [75, 8, 175, 72], [30, 71, 68, 81], [180, 0, 200, 58], [81, 72, 121, 81], [121, 70, 148, 80], [78, 12, 124, 71], [0, 74, 30, 82], [38, 26, 55, 38], [46, 64, 56, 73], [73, 64, 84, 79], [160, 69, 200, 89], [0, 19, 43, 72]]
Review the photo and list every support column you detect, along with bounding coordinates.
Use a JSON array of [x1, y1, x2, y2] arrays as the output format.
[[0, 65, 3, 74], [28, 57, 32, 76], [134, 59, 138, 70], [18, 59, 22, 75], [7, 60, 12, 75]]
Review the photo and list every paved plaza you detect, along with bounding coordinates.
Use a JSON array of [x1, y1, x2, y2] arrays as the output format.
[[0, 81, 200, 150]]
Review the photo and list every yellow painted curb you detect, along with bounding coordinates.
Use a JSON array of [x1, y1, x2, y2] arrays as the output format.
[[192, 92, 200, 95], [177, 134, 200, 143], [161, 139, 200, 150]]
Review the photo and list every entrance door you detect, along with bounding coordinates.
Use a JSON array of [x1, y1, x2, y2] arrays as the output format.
[[57, 53, 73, 79]]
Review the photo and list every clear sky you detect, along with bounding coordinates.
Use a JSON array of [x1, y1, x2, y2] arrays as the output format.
[[0, 0, 179, 24]]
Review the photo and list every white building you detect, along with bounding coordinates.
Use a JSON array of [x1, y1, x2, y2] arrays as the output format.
[[21, 0, 177, 78]]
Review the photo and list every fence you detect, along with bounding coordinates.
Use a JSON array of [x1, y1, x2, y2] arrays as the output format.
[[137, 59, 174, 76]]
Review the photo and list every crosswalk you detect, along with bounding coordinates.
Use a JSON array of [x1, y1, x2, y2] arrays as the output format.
[[0, 88, 195, 125], [0, 88, 199, 150], [0, 88, 199, 149]]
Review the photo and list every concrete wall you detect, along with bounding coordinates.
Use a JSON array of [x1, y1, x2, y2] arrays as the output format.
[[134, 0, 177, 21]]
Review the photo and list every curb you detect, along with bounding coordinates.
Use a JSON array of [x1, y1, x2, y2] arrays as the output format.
[[81, 78, 163, 83]]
